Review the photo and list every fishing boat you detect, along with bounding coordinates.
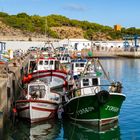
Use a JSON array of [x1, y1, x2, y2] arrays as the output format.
[[63, 59, 126, 126], [25, 57, 68, 89], [16, 80, 61, 123]]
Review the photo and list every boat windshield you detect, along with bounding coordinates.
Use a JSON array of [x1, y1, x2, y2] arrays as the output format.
[[92, 78, 98, 86], [29, 85, 46, 98], [83, 79, 89, 86], [39, 60, 43, 65], [75, 63, 85, 67]]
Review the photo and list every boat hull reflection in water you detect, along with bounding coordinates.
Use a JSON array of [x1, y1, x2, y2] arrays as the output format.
[[63, 120, 120, 140], [10, 119, 61, 140]]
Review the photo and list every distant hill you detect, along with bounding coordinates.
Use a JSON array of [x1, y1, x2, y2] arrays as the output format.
[[0, 12, 140, 41]]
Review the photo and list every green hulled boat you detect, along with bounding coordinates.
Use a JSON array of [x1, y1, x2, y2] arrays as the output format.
[[63, 59, 126, 126]]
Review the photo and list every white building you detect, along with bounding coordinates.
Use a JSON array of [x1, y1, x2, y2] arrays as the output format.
[[59, 39, 92, 51]]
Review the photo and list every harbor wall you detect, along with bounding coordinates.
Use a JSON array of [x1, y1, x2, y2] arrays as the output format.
[[0, 53, 30, 117]]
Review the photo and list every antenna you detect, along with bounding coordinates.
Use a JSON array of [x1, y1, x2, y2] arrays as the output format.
[[45, 18, 48, 39]]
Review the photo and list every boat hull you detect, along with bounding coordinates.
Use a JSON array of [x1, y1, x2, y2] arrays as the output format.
[[63, 93, 125, 126], [16, 100, 58, 123]]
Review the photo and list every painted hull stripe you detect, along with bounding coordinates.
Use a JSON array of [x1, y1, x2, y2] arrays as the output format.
[[18, 115, 54, 123], [32, 73, 66, 81], [69, 116, 118, 122], [30, 70, 67, 75], [16, 100, 58, 105], [32, 106, 57, 112]]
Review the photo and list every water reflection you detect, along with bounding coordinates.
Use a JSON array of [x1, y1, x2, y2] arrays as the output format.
[[0, 112, 9, 140], [10, 119, 61, 140], [0, 113, 3, 139], [63, 120, 121, 140]]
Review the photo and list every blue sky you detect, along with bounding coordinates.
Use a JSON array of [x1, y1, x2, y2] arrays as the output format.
[[0, 0, 140, 28]]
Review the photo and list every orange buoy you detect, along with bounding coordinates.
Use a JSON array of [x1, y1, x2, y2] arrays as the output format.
[[28, 74, 32, 80]]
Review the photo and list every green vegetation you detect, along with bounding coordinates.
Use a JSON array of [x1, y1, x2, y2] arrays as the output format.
[[0, 12, 140, 40]]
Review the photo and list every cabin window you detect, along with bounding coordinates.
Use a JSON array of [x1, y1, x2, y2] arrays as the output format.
[[62, 57, 65, 60], [29, 85, 46, 98], [83, 79, 89, 86], [92, 78, 98, 86], [39, 61, 43, 65], [76, 63, 79, 67], [74, 43, 78, 50], [44, 61, 48, 65], [29, 60, 37, 72], [72, 64, 74, 70], [80, 63, 85, 67], [50, 61, 53, 65], [65, 57, 67, 60], [55, 61, 59, 69]]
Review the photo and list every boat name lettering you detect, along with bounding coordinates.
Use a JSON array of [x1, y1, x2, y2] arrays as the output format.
[[105, 105, 119, 112], [76, 107, 94, 116]]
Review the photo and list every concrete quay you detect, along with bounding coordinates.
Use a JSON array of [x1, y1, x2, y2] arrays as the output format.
[[0, 53, 30, 117], [72, 48, 140, 58]]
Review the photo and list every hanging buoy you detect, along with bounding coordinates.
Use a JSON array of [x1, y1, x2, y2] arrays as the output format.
[[23, 76, 28, 83], [63, 81, 68, 87], [57, 105, 64, 119], [88, 51, 93, 57], [13, 108, 17, 113], [28, 74, 32, 80]]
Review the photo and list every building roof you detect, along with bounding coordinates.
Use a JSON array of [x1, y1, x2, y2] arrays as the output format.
[[60, 38, 91, 43]]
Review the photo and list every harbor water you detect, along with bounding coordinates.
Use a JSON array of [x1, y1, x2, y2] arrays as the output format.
[[1, 58, 140, 140]]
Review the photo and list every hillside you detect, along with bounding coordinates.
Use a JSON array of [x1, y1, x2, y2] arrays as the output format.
[[51, 26, 84, 39], [0, 12, 140, 41], [0, 19, 110, 41], [0, 20, 46, 41]]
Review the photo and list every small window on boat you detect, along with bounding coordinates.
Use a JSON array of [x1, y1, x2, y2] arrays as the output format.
[[29, 85, 46, 98], [80, 63, 85, 67], [44, 61, 48, 65], [50, 61, 53, 65], [92, 78, 98, 86], [65, 57, 67, 60], [72, 64, 74, 70], [76, 63, 79, 67], [62, 57, 65, 60], [39, 61, 43, 65], [55, 61, 59, 69], [83, 79, 89, 86]]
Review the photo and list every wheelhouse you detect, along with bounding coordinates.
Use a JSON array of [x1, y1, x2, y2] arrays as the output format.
[[27, 81, 60, 102], [71, 59, 88, 78], [35, 58, 60, 71], [57, 54, 71, 64], [27, 81, 48, 99], [79, 75, 101, 95]]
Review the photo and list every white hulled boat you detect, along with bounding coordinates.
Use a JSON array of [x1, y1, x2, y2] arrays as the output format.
[[16, 80, 61, 123]]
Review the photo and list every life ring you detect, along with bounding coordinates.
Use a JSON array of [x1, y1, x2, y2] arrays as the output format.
[[97, 90, 110, 104]]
